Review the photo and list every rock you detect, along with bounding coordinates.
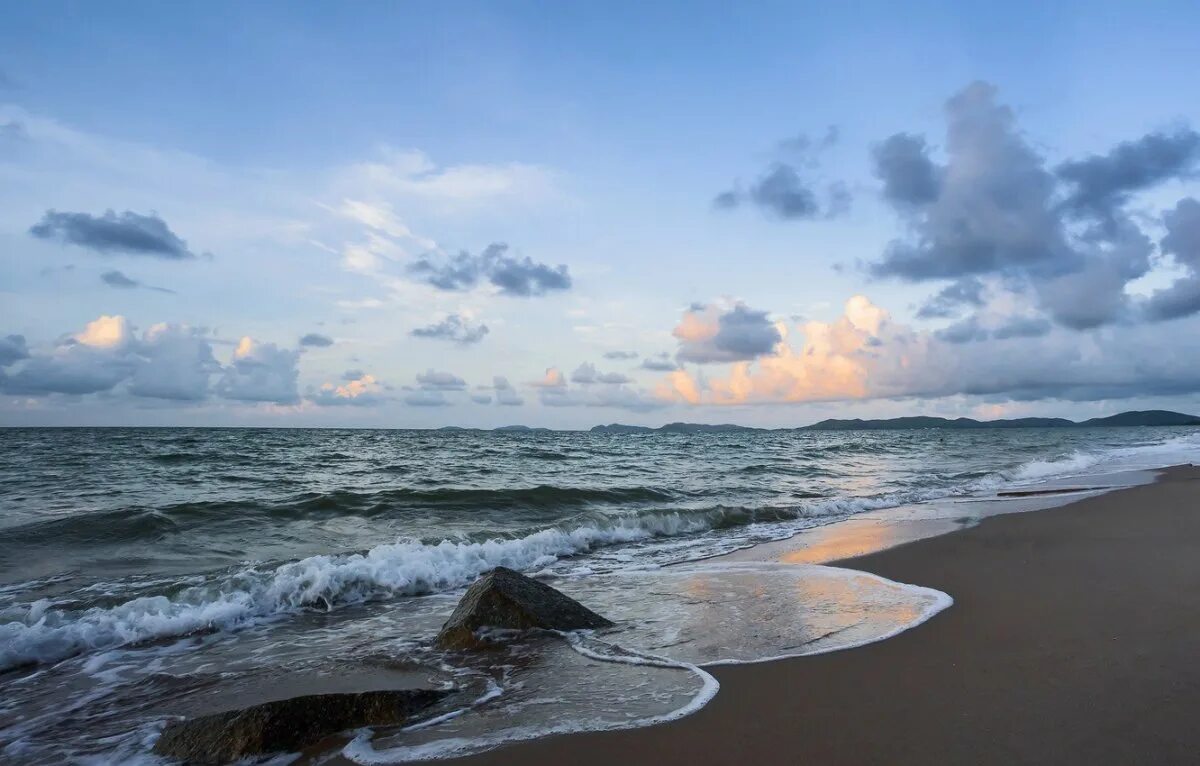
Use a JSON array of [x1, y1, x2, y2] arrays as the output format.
[[435, 566, 612, 650], [152, 688, 447, 764]]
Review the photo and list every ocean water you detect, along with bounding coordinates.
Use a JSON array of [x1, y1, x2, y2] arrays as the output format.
[[1, 425, 1199, 763]]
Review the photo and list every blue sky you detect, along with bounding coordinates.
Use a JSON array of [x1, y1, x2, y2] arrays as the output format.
[[3, 1, 1200, 427]]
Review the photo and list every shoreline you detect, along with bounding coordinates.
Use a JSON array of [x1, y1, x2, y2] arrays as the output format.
[[440, 464, 1200, 765]]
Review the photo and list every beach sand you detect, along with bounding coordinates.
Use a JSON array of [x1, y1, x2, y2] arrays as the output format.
[[446, 465, 1200, 765]]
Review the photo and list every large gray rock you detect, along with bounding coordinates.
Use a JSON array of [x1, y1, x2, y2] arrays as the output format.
[[152, 688, 447, 764], [435, 566, 612, 650]]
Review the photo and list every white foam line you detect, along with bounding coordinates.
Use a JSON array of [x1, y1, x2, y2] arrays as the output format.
[[340, 632, 719, 764]]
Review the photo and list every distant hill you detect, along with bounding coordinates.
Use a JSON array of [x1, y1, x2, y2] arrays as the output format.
[[802, 410, 1200, 431], [1075, 410, 1200, 427], [591, 422, 762, 434], [590, 423, 656, 434]]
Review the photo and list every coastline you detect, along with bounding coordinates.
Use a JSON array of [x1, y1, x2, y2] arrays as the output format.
[[440, 464, 1200, 765]]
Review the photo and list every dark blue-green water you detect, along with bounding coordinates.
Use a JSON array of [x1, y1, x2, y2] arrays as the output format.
[[1, 426, 1198, 763]]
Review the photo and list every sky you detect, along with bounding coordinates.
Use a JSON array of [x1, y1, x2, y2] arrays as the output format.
[[3, 1, 1200, 428]]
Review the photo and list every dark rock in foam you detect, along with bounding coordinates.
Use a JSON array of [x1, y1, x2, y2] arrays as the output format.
[[152, 688, 447, 764], [435, 566, 612, 650]]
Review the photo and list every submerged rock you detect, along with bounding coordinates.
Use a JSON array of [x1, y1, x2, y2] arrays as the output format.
[[152, 688, 447, 764], [435, 566, 612, 650]]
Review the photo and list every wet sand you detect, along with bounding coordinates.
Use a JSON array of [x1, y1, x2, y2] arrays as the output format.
[[448, 465, 1200, 765]]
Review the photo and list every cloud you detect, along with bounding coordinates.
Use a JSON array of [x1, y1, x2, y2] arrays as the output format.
[[602, 350, 638, 360], [491, 375, 523, 406], [0, 335, 29, 367], [408, 243, 571, 297], [299, 333, 334, 348], [308, 372, 388, 406], [1057, 129, 1200, 229], [715, 129, 850, 220], [656, 294, 1200, 406], [335, 199, 437, 246], [416, 369, 467, 390], [870, 83, 1069, 282], [570, 362, 633, 385], [915, 277, 985, 318], [100, 269, 175, 293], [1145, 198, 1200, 321], [410, 314, 490, 344], [641, 352, 679, 371], [873, 133, 940, 207], [992, 316, 1052, 339], [674, 302, 782, 363], [127, 324, 222, 401], [404, 389, 451, 406], [531, 367, 567, 389], [346, 147, 557, 207], [215, 338, 300, 404], [715, 164, 849, 220], [537, 369, 663, 411], [867, 81, 1181, 330], [30, 209, 198, 259], [935, 316, 989, 344], [2, 316, 137, 395], [1, 317, 219, 400]]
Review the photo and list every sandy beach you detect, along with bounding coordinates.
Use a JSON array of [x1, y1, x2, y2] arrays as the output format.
[[447, 465, 1200, 765]]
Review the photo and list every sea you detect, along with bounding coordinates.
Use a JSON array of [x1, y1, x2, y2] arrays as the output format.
[[1, 425, 1199, 764]]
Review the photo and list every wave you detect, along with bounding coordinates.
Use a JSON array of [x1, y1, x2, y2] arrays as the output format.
[[7, 431, 1198, 673], [0, 485, 683, 546], [0, 510, 723, 671]]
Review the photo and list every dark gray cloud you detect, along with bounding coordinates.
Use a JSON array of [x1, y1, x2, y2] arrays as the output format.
[[342, 368, 365, 381], [1144, 276, 1200, 322], [2, 321, 220, 401], [491, 375, 523, 406], [747, 164, 821, 219], [935, 317, 989, 344], [410, 314, 490, 344], [715, 164, 849, 220], [215, 341, 299, 404], [0, 335, 29, 367], [868, 82, 1173, 330], [870, 82, 1070, 282], [408, 243, 571, 297], [992, 316, 1052, 339], [641, 352, 679, 371], [715, 127, 850, 220], [404, 390, 451, 407], [30, 210, 198, 260], [1057, 129, 1200, 228], [873, 133, 940, 207], [916, 277, 986, 319], [4, 350, 135, 395], [677, 303, 782, 364], [128, 326, 221, 401], [602, 350, 638, 360], [101, 270, 139, 288], [299, 333, 334, 348], [100, 270, 175, 294], [1160, 197, 1200, 269], [416, 369, 467, 391], [570, 362, 633, 385], [1145, 198, 1200, 321]]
